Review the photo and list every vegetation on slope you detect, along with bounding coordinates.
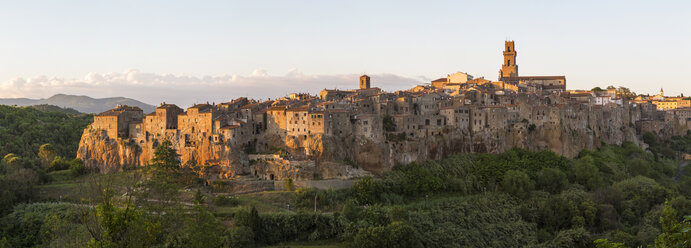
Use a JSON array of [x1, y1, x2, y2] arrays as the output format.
[[0, 103, 689, 247], [0, 105, 92, 160]]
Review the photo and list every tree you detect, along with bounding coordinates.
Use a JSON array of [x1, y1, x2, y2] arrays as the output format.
[[84, 188, 159, 247], [591, 87, 604, 92], [655, 200, 691, 247], [284, 178, 294, 191], [38, 144, 57, 168], [536, 168, 569, 194], [138, 140, 183, 213], [174, 206, 229, 248], [69, 159, 86, 176], [573, 156, 603, 190], [49, 156, 71, 171], [383, 115, 396, 132], [354, 221, 422, 248], [149, 140, 181, 171], [342, 199, 361, 221], [502, 170, 534, 198], [594, 238, 629, 248]]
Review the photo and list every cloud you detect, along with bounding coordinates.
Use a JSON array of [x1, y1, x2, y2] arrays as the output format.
[[0, 69, 424, 108]]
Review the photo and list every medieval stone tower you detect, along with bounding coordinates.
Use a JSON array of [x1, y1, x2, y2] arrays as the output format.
[[500, 41, 518, 79], [360, 74, 371, 90]]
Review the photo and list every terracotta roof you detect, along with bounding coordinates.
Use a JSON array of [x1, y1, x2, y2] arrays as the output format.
[[157, 104, 181, 109], [287, 106, 309, 111], [97, 105, 143, 116], [267, 106, 287, 111], [431, 78, 447, 82]]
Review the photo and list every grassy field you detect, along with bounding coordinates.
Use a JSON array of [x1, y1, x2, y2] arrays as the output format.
[[38, 170, 141, 202], [40, 170, 300, 215]]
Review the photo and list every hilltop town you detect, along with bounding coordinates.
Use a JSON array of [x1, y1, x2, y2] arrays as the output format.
[[77, 41, 691, 180]]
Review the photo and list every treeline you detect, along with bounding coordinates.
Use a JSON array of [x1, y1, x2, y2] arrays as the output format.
[[284, 139, 691, 247], [0, 105, 92, 160], [1, 134, 690, 247]]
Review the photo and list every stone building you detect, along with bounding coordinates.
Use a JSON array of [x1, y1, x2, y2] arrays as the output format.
[[499, 41, 566, 93], [142, 103, 183, 140], [92, 105, 144, 139]]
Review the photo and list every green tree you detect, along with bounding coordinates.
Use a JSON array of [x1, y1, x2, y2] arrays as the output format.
[[49, 156, 71, 171], [174, 206, 229, 248], [228, 226, 254, 247], [536, 168, 569, 194], [594, 238, 629, 248], [138, 140, 183, 213], [1, 153, 23, 173], [655, 200, 691, 247], [354, 221, 421, 248], [69, 159, 86, 176], [342, 199, 361, 221], [85, 188, 159, 247], [573, 156, 603, 190], [284, 178, 294, 191], [38, 143, 57, 168], [383, 115, 396, 132], [502, 170, 534, 198], [235, 206, 262, 242]]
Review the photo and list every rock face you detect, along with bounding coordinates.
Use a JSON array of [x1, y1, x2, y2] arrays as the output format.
[[77, 102, 689, 178], [78, 93, 690, 179]]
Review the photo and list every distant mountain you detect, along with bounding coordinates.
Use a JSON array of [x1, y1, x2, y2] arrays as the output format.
[[30, 104, 83, 115], [0, 94, 155, 114]]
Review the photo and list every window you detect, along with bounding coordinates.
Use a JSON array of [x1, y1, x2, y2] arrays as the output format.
[[507, 59, 511, 66]]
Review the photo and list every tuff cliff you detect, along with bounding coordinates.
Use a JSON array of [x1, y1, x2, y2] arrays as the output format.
[[77, 104, 688, 178]]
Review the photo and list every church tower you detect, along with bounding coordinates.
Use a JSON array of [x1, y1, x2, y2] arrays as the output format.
[[500, 41, 518, 79], [360, 74, 370, 90]]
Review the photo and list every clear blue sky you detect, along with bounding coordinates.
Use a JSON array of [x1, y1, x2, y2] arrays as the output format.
[[0, 0, 689, 103]]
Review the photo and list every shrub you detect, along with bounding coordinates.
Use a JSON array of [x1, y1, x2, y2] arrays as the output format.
[[536, 168, 568, 194], [48, 156, 71, 171], [354, 221, 422, 248], [502, 170, 534, 198], [213, 196, 239, 207], [284, 178, 294, 191], [69, 159, 86, 176], [228, 226, 254, 247]]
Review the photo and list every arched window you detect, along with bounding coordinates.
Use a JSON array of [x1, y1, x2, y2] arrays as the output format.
[[507, 59, 511, 66]]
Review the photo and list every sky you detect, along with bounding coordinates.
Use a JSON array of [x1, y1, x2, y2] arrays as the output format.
[[0, 0, 689, 108]]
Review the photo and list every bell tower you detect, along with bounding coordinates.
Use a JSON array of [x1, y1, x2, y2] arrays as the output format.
[[500, 41, 518, 79], [360, 74, 370, 90]]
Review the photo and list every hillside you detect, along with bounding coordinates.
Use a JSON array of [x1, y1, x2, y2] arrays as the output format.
[[0, 105, 92, 159], [0, 94, 155, 114]]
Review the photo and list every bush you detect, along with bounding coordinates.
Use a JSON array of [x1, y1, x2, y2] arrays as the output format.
[[284, 178, 294, 191], [502, 170, 534, 198], [536, 168, 568, 194], [354, 221, 422, 248], [48, 156, 71, 171], [228, 226, 254, 247], [213, 196, 239, 207], [69, 159, 86, 176]]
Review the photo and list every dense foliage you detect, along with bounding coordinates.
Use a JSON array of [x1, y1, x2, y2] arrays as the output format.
[[0, 116, 690, 247], [287, 141, 691, 247], [0, 105, 92, 160]]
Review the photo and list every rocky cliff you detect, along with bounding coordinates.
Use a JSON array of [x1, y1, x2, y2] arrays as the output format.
[[77, 104, 689, 178]]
